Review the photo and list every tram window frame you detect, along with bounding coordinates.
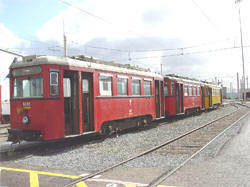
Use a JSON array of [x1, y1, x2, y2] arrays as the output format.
[[50, 71, 59, 96], [164, 85, 168, 96], [63, 78, 71, 97], [99, 74, 113, 96], [117, 76, 128, 96], [189, 86, 193, 96], [184, 85, 188, 96], [132, 78, 141, 95], [144, 80, 152, 96], [197, 86, 200, 96], [170, 82, 174, 96], [13, 76, 43, 98], [193, 86, 196, 96]]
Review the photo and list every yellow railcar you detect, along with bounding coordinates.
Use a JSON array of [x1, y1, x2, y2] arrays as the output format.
[[203, 85, 212, 109], [203, 83, 222, 109]]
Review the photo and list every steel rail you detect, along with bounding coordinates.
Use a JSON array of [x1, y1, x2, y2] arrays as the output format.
[[148, 110, 250, 187], [64, 105, 240, 187]]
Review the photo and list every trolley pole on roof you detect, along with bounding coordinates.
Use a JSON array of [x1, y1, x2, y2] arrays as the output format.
[[236, 0, 246, 101], [63, 19, 67, 57], [0, 48, 24, 58]]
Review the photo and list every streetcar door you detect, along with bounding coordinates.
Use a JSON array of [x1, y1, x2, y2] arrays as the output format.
[[176, 83, 180, 113], [81, 72, 94, 132], [208, 88, 212, 107], [155, 80, 160, 118], [160, 81, 165, 117], [180, 84, 184, 113], [201, 86, 205, 109], [63, 70, 80, 135]]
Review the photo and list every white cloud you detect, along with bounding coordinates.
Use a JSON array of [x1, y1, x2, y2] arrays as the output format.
[[0, 23, 27, 100], [0, 0, 248, 95]]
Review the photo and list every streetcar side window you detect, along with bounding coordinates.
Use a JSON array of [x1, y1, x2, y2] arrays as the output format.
[[144, 80, 151, 96], [197, 86, 200, 96], [193, 86, 196, 96], [13, 77, 43, 98], [63, 78, 71, 97], [184, 85, 188, 96], [99, 75, 112, 96], [117, 77, 128, 95], [189, 86, 192, 96], [164, 86, 168, 96], [132, 79, 140, 95], [50, 72, 59, 96], [170, 82, 174, 96]]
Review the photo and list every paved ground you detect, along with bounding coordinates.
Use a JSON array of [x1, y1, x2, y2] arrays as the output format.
[[161, 112, 250, 187]]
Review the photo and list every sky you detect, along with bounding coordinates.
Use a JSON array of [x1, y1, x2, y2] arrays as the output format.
[[0, 0, 250, 100]]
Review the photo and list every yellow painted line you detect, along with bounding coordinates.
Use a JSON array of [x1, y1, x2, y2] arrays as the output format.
[[124, 184, 136, 187], [76, 181, 88, 187], [0, 167, 87, 186], [30, 172, 39, 187]]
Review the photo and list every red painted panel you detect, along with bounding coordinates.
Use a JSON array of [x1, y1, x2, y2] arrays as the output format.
[[94, 97, 156, 131], [0, 85, 2, 123], [164, 79, 203, 116], [10, 99, 64, 140]]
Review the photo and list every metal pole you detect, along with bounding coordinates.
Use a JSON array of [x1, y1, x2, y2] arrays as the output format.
[[63, 19, 67, 57], [237, 72, 240, 100], [237, 2, 246, 101], [0, 48, 23, 57], [161, 64, 163, 75], [247, 76, 249, 90]]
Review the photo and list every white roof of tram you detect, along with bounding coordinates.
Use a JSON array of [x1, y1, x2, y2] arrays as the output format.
[[10, 55, 163, 78], [165, 74, 221, 89]]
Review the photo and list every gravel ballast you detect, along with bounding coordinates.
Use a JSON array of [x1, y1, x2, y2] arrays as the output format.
[[12, 104, 250, 172]]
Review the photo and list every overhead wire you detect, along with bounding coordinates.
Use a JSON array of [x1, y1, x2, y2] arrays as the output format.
[[117, 45, 250, 62], [57, 0, 140, 36], [191, 0, 219, 30]]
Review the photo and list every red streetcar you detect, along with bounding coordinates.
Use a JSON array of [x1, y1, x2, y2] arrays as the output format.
[[164, 75, 204, 116], [8, 55, 165, 142], [0, 85, 2, 123]]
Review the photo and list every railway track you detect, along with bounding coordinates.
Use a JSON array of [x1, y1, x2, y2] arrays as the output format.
[[0, 132, 103, 161], [0, 111, 180, 159], [63, 104, 249, 187]]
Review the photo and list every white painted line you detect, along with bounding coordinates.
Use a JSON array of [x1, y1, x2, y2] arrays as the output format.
[[92, 174, 101, 179], [79, 173, 89, 177], [86, 178, 148, 187]]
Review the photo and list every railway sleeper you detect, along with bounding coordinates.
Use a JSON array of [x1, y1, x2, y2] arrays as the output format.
[[100, 115, 152, 136]]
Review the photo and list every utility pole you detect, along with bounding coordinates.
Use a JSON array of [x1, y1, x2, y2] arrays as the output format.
[[236, 0, 246, 101], [237, 72, 240, 100], [247, 76, 249, 90], [160, 64, 163, 75], [230, 82, 233, 99]]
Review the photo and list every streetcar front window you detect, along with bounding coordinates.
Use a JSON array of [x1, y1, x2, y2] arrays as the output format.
[[13, 77, 43, 98]]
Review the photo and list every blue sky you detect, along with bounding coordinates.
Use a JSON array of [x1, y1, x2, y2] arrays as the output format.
[[0, 0, 65, 38]]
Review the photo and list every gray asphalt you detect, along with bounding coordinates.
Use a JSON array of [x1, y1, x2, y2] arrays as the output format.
[[161, 111, 250, 187]]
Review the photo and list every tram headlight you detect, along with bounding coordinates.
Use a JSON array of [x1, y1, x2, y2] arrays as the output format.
[[22, 116, 29, 124]]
